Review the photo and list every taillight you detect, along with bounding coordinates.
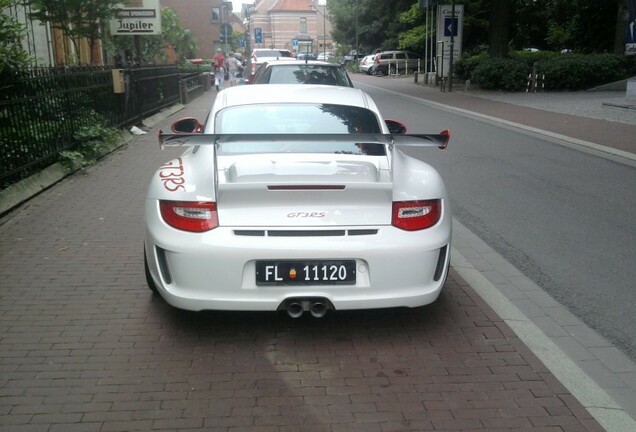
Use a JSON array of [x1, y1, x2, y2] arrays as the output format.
[[159, 201, 218, 232], [392, 199, 441, 231]]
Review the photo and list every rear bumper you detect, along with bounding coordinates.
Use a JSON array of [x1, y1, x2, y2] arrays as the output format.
[[145, 201, 451, 312]]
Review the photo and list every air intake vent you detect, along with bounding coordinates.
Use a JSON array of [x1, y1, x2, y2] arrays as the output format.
[[155, 246, 172, 284], [233, 229, 378, 237]]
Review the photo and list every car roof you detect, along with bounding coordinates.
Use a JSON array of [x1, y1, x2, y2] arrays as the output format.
[[214, 84, 372, 110]]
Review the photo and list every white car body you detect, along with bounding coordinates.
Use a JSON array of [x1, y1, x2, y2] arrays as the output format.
[[145, 85, 451, 316], [359, 54, 376, 74]]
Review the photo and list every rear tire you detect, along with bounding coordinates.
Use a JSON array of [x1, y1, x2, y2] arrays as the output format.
[[144, 248, 159, 294]]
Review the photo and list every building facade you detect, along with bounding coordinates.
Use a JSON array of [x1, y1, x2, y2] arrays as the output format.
[[3, 1, 104, 66], [162, 0, 246, 59], [249, 0, 332, 56]]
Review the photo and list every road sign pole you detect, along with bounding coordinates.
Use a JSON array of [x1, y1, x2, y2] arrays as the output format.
[[448, 0, 455, 92]]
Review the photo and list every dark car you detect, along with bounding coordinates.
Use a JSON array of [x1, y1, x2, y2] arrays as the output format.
[[250, 60, 354, 87]]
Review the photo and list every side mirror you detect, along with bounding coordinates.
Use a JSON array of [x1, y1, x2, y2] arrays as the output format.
[[171, 118, 203, 133], [385, 119, 407, 134]]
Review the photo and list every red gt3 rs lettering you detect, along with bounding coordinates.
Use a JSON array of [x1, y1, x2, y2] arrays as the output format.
[[287, 212, 326, 218], [159, 158, 186, 192]]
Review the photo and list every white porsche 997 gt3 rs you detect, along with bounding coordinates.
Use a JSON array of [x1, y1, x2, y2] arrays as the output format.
[[144, 84, 451, 317]]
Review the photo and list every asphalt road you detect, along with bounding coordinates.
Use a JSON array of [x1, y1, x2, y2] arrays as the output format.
[[354, 79, 636, 361]]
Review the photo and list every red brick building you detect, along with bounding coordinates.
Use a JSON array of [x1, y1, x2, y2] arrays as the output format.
[[249, 0, 332, 56], [162, 0, 246, 59]]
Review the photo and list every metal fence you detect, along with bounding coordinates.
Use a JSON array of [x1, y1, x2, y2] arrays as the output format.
[[0, 65, 181, 188]]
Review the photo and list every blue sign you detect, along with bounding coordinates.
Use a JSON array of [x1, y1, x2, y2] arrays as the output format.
[[292, 39, 298, 47], [444, 17, 458, 37], [254, 28, 262, 44]]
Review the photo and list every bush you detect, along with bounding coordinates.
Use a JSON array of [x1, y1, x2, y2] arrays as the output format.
[[59, 122, 120, 172], [536, 53, 625, 90], [509, 50, 559, 69], [471, 58, 528, 91], [455, 51, 633, 91], [454, 53, 487, 81]]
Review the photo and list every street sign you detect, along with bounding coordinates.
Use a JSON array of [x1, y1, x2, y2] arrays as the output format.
[[292, 39, 298, 47], [220, 23, 232, 41], [436, 4, 463, 77], [254, 28, 263, 44], [443, 17, 458, 37], [110, 0, 161, 36]]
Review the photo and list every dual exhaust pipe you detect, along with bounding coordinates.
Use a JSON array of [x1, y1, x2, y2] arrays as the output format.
[[279, 298, 333, 318]]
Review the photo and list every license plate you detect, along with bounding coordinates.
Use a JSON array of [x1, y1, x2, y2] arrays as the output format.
[[256, 260, 356, 285]]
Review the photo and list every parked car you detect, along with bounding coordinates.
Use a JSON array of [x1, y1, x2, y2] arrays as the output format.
[[145, 84, 452, 315], [250, 60, 354, 87], [249, 48, 296, 80], [316, 51, 332, 61], [371, 50, 422, 75], [339, 50, 364, 65], [297, 52, 318, 60], [358, 54, 377, 74]]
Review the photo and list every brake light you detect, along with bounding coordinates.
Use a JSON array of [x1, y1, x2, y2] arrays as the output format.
[[392, 200, 441, 231], [159, 201, 218, 232]]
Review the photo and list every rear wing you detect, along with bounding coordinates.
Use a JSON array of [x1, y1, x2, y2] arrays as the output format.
[[158, 130, 450, 150]]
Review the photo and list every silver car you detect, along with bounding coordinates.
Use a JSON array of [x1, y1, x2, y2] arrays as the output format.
[[371, 50, 422, 75]]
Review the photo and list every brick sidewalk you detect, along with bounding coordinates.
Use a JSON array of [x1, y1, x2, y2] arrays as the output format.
[[0, 88, 603, 431]]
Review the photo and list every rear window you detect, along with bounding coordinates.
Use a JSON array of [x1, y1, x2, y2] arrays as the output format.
[[253, 49, 283, 58], [261, 65, 351, 86], [215, 103, 385, 156]]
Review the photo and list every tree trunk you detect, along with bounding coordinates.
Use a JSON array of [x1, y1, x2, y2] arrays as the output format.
[[488, 0, 512, 58]]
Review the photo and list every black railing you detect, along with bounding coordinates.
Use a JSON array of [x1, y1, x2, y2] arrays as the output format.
[[0, 65, 182, 188]]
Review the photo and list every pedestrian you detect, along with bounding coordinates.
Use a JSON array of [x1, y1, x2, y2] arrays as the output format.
[[226, 53, 241, 86], [213, 48, 226, 91]]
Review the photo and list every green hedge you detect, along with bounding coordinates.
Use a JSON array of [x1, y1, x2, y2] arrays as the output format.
[[471, 58, 528, 91], [536, 54, 625, 90], [455, 51, 634, 91]]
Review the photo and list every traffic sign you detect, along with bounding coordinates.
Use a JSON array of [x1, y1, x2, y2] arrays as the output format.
[[254, 28, 262, 44], [436, 4, 463, 77], [444, 17, 458, 37], [220, 23, 232, 41]]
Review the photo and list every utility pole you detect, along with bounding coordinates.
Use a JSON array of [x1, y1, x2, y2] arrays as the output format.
[[448, 0, 455, 92], [355, 0, 359, 57]]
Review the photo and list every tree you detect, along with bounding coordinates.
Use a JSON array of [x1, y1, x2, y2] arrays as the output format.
[[28, 0, 121, 64], [1, 0, 33, 74], [105, 8, 197, 65], [488, 0, 512, 57], [329, 0, 414, 55], [328, 0, 631, 59], [397, 3, 427, 52]]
